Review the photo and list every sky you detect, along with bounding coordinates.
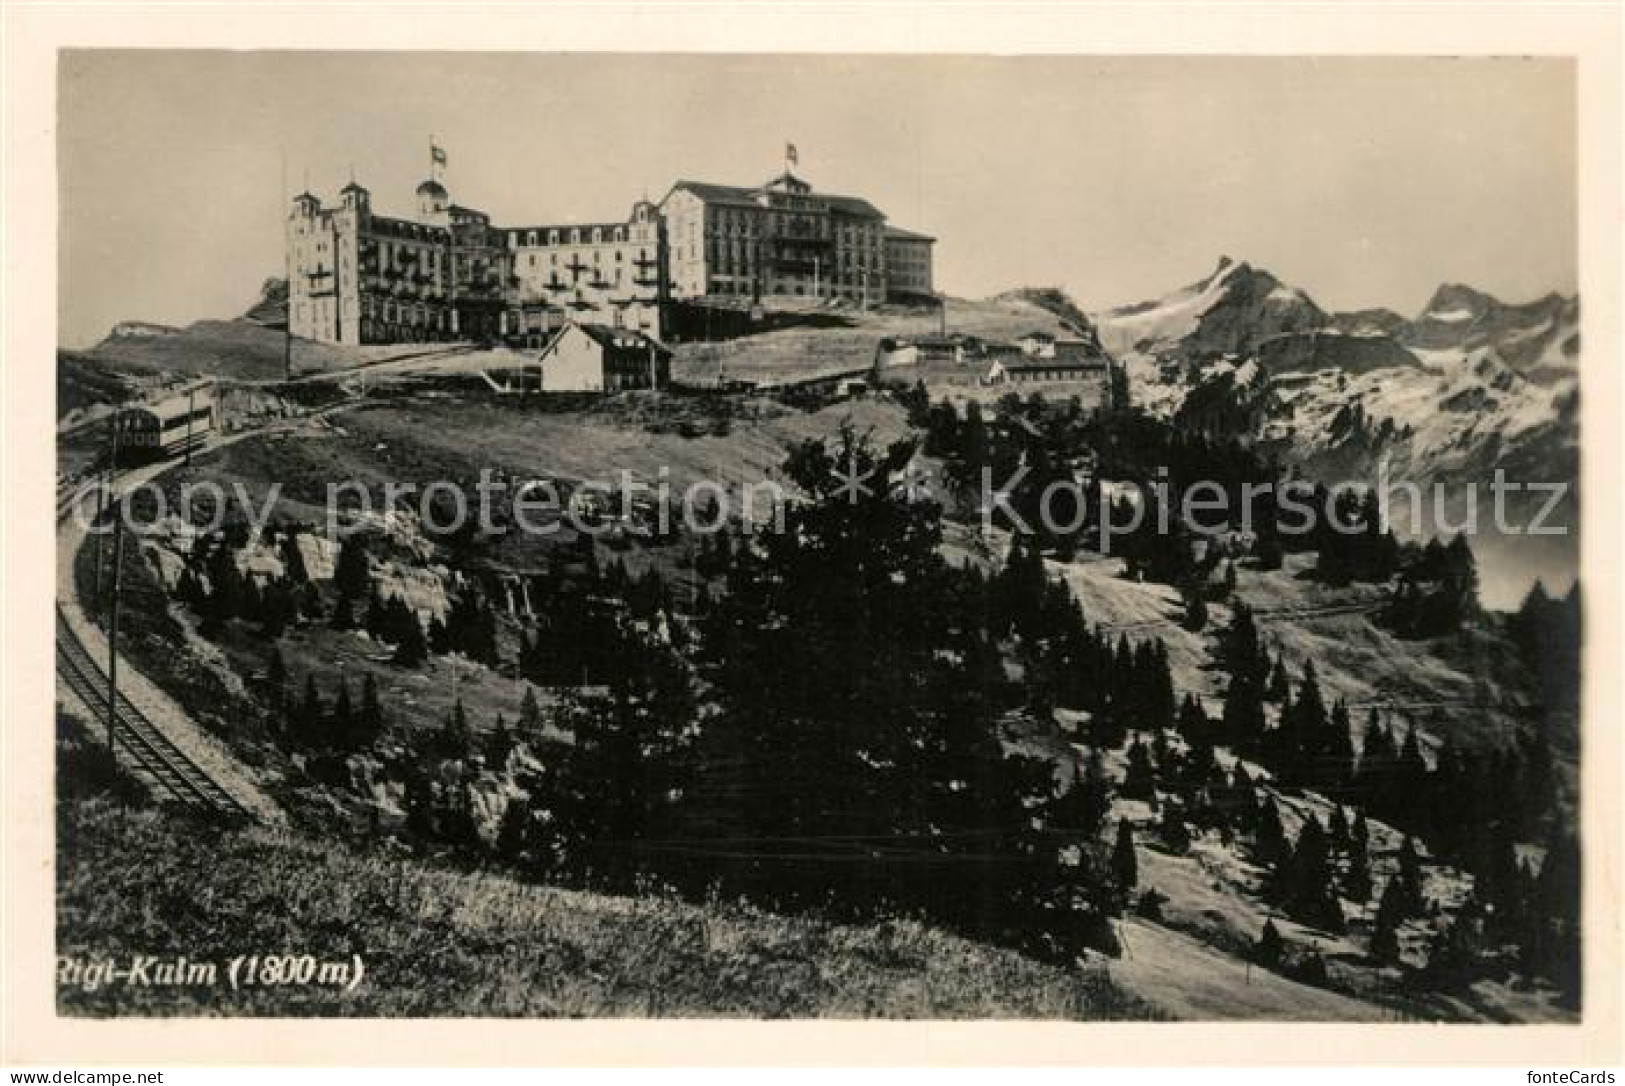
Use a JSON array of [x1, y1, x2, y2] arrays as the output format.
[[58, 52, 1576, 347]]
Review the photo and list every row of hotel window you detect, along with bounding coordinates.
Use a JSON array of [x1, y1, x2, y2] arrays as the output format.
[[518, 247, 653, 268], [507, 226, 647, 247], [704, 209, 880, 239]]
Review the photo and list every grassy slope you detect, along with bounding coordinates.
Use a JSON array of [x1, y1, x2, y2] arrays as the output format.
[[671, 296, 1076, 386], [1056, 552, 1532, 755], [1108, 917, 1381, 1021], [58, 350, 137, 416], [1055, 554, 1573, 1022], [56, 797, 1152, 1019], [91, 392, 916, 746], [81, 294, 1070, 392], [53, 347, 1563, 1022], [85, 320, 365, 381], [169, 394, 912, 515]]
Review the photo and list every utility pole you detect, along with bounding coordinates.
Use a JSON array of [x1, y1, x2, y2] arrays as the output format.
[[94, 412, 122, 603], [105, 499, 126, 759], [282, 147, 294, 383], [184, 383, 196, 466], [284, 287, 293, 383], [333, 217, 343, 345]]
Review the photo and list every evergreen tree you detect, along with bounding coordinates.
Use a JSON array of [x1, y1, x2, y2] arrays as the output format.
[[1075, 748, 1115, 832], [333, 536, 372, 601], [1221, 670, 1267, 754], [1356, 711, 1397, 812], [1111, 820, 1138, 893], [1272, 814, 1345, 932], [1254, 917, 1284, 969], [1328, 804, 1351, 854], [1266, 655, 1291, 704], [393, 614, 429, 667], [1370, 878, 1406, 964], [496, 796, 530, 862], [1121, 737, 1157, 800], [518, 685, 544, 737], [1220, 601, 1268, 687], [1145, 640, 1176, 731], [266, 646, 288, 696], [1343, 833, 1374, 904], [1158, 804, 1192, 854], [357, 674, 384, 744], [1176, 694, 1211, 746], [175, 567, 206, 611], [1424, 896, 1487, 989], [1183, 587, 1209, 632], [295, 673, 323, 747], [432, 699, 474, 761], [1396, 834, 1426, 914], [332, 678, 354, 747], [401, 766, 436, 843], [364, 587, 388, 640], [1397, 725, 1432, 830], [1252, 796, 1288, 868], [428, 615, 451, 655], [485, 715, 516, 769], [1351, 809, 1371, 855], [1321, 699, 1356, 796], [435, 778, 485, 856], [1272, 661, 1327, 785], [280, 532, 309, 583], [1532, 824, 1581, 1005]]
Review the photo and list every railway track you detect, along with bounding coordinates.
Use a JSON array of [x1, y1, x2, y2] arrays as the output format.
[[56, 609, 255, 820], [55, 473, 257, 822]]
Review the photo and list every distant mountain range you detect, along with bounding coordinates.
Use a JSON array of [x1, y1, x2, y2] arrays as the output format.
[[1089, 257, 1579, 516]]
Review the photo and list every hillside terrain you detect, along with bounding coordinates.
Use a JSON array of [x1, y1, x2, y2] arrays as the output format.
[[55, 783, 1150, 1019], [56, 263, 1581, 1024], [668, 294, 1077, 387]]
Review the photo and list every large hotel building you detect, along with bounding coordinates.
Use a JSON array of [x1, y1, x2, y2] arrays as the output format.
[[286, 154, 935, 347]]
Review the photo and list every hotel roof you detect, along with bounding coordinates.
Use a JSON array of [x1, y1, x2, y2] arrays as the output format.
[[883, 224, 936, 243], [664, 179, 886, 220]]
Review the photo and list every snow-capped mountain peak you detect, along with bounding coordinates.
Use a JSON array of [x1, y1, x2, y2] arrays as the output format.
[[1088, 257, 1578, 520]]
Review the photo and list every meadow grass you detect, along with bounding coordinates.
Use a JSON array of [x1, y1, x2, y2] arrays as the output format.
[[57, 796, 1156, 1019]]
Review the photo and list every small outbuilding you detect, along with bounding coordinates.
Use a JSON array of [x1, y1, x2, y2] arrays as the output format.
[[535, 321, 672, 393]]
